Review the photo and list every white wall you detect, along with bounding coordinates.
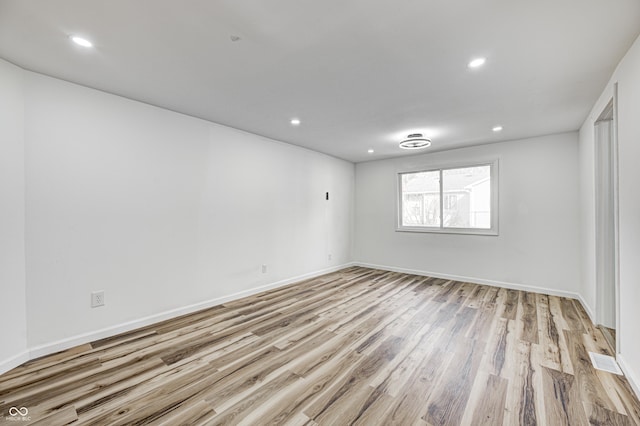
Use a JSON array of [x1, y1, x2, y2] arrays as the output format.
[[354, 133, 581, 296], [579, 33, 640, 396], [0, 59, 28, 371], [23, 71, 353, 351]]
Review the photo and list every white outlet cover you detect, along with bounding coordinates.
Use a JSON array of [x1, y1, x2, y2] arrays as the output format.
[[91, 291, 105, 308]]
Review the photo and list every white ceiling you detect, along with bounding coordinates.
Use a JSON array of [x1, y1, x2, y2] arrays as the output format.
[[1, 0, 639, 163]]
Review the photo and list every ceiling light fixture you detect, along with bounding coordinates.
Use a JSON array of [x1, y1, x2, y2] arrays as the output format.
[[492, 125, 503, 132], [290, 118, 301, 126], [399, 133, 431, 150], [368, 149, 374, 154], [70, 36, 93, 48], [468, 57, 486, 68]]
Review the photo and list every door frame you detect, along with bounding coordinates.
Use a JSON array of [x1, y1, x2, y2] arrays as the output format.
[[594, 83, 620, 354]]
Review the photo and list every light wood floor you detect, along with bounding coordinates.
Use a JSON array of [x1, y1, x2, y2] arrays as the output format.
[[1, 267, 639, 425]]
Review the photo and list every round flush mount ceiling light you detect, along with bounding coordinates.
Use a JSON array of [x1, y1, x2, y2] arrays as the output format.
[[399, 133, 432, 150], [290, 118, 301, 126], [70, 35, 93, 48], [367, 149, 374, 154], [492, 125, 503, 132], [468, 57, 486, 68]]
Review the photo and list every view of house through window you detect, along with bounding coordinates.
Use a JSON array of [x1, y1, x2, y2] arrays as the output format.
[[399, 163, 495, 233], [401, 170, 441, 227]]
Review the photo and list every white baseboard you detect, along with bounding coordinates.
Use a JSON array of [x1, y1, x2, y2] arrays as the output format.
[[7, 263, 355, 370], [354, 262, 582, 300], [0, 350, 30, 376], [617, 354, 640, 400], [5, 260, 628, 397], [576, 293, 596, 324]]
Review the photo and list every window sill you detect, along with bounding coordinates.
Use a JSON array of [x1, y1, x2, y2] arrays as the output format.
[[395, 226, 499, 236]]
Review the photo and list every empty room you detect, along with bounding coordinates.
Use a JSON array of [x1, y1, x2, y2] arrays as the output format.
[[2, 1, 640, 425]]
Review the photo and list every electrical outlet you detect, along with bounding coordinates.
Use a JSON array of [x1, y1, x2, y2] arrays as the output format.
[[328, 254, 332, 261], [261, 264, 267, 274], [91, 291, 105, 308]]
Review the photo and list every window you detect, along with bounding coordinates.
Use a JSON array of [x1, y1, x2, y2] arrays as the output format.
[[397, 161, 498, 235]]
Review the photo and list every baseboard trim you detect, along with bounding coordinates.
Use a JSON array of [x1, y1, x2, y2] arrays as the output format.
[[3, 260, 622, 393], [16, 263, 355, 367], [353, 262, 582, 300], [576, 293, 596, 324], [617, 354, 640, 400], [0, 350, 30, 376]]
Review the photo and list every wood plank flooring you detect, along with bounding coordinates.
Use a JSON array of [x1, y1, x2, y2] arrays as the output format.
[[1, 267, 639, 425]]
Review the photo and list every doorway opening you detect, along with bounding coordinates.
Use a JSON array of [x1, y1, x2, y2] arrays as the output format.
[[594, 90, 619, 353]]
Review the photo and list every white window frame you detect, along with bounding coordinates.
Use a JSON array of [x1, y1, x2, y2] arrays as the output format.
[[396, 160, 499, 235]]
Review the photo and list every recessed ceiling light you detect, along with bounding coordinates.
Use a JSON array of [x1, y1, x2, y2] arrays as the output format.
[[70, 36, 93, 48], [290, 118, 301, 126], [399, 133, 431, 150], [492, 125, 503, 132], [468, 57, 486, 68], [368, 149, 374, 154]]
